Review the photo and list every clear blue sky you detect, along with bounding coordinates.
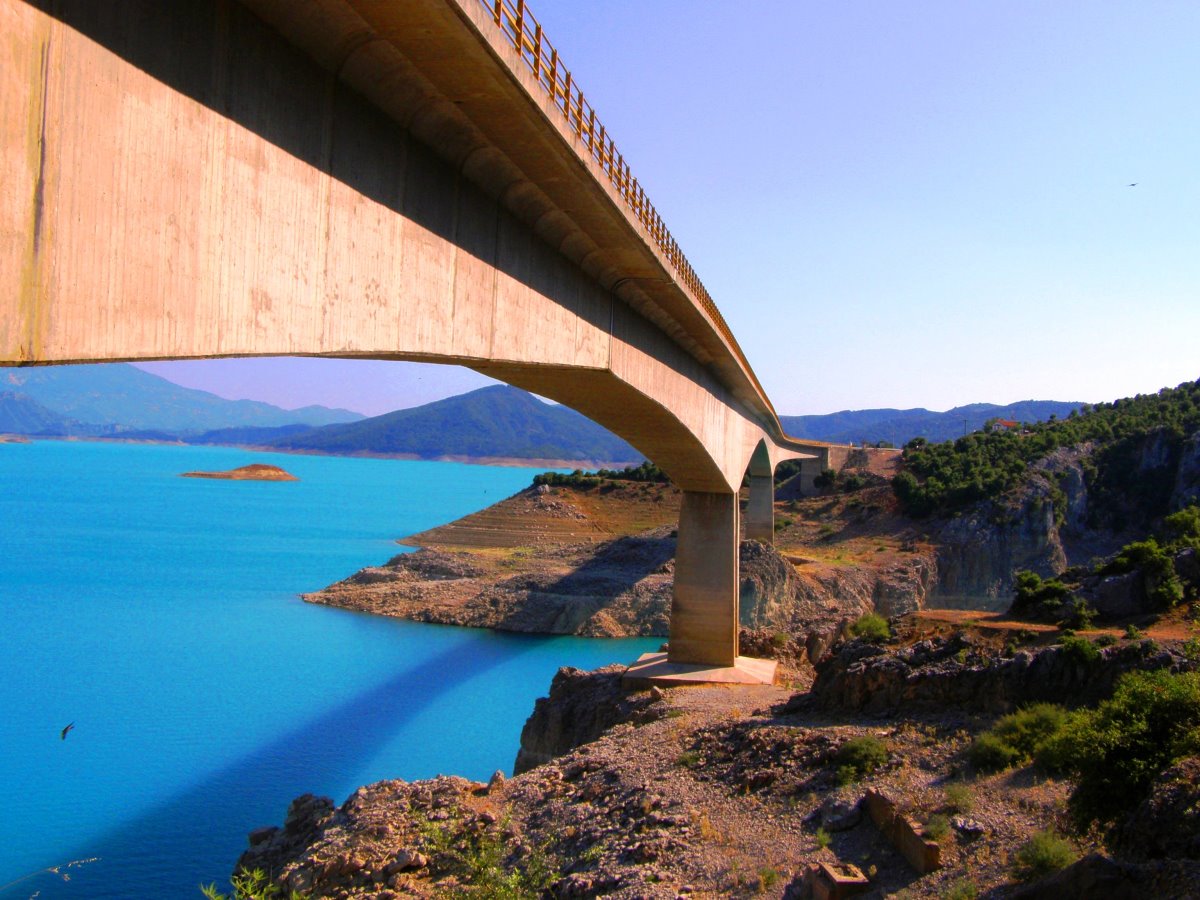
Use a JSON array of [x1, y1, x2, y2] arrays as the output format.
[[140, 0, 1200, 417]]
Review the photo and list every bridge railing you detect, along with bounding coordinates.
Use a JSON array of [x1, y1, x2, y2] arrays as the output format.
[[479, 0, 753, 378]]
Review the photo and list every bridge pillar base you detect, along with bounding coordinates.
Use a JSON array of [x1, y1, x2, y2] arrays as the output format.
[[622, 652, 777, 688], [667, 490, 739, 667]]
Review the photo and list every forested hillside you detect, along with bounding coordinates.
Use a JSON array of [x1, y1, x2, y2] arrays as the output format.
[[892, 379, 1200, 527]]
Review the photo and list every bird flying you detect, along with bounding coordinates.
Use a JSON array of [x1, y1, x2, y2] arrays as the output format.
[[60, 722, 75, 741], [1128, 183, 1138, 186]]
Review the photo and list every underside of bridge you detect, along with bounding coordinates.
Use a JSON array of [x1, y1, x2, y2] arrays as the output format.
[[1, 0, 828, 681]]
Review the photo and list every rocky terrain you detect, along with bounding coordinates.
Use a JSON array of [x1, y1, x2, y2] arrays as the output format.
[[232, 618, 1200, 898], [305, 471, 950, 637]]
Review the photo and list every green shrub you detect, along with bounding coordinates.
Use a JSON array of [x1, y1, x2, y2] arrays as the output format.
[[1013, 830, 1078, 882], [1036, 670, 1200, 825], [1059, 597, 1097, 630], [1124, 624, 1145, 640], [849, 613, 890, 642], [1011, 570, 1074, 620], [835, 735, 889, 784], [201, 870, 306, 900], [968, 703, 1068, 772], [1058, 633, 1101, 666], [968, 732, 1024, 771], [815, 826, 831, 849], [1104, 538, 1184, 608], [813, 468, 837, 489]]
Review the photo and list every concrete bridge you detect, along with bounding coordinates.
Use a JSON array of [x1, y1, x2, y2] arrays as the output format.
[[1, 0, 833, 682]]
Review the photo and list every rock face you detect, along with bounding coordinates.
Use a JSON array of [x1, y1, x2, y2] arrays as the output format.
[[931, 478, 1066, 610], [805, 635, 1195, 715], [513, 665, 655, 775], [1173, 430, 1200, 509], [740, 540, 935, 631]]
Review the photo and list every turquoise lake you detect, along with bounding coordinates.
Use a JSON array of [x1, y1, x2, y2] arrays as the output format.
[[0, 441, 658, 898]]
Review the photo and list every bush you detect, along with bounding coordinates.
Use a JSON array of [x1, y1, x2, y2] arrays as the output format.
[[849, 613, 890, 642], [1104, 538, 1184, 608], [968, 704, 1069, 771], [1058, 633, 1101, 666], [1013, 830, 1078, 882], [813, 468, 838, 489], [835, 735, 888, 784], [1036, 670, 1200, 825], [201, 870, 306, 899]]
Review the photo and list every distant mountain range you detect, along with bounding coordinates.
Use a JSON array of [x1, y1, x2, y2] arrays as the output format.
[[0, 364, 363, 434], [779, 400, 1082, 446], [0, 363, 1083, 464]]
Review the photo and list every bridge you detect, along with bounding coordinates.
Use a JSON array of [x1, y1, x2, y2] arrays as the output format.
[[1, 0, 834, 683]]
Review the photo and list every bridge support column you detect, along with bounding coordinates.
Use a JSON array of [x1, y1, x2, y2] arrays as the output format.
[[624, 490, 776, 687], [745, 474, 775, 544], [670, 490, 740, 666]]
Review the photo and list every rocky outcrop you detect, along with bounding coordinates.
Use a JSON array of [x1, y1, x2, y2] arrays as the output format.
[[931, 478, 1066, 610], [513, 665, 656, 775], [803, 635, 1195, 715], [180, 463, 298, 480], [236, 777, 478, 896], [1173, 430, 1200, 509]]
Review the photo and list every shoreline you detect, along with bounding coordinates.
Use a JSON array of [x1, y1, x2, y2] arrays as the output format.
[[13, 434, 640, 472]]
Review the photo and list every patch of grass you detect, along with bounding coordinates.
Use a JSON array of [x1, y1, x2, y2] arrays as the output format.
[[849, 612, 890, 642], [756, 867, 780, 892], [944, 782, 974, 814], [835, 735, 889, 784], [1013, 830, 1078, 882], [939, 879, 979, 900], [815, 826, 831, 850], [968, 703, 1069, 772], [923, 813, 951, 842], [676, 750, 701, 769]]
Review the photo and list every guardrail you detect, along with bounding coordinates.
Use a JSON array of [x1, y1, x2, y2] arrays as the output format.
[[477, 0, 751, 376]]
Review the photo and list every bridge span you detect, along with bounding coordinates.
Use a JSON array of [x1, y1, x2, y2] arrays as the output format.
[[2, 0, 834, 682]]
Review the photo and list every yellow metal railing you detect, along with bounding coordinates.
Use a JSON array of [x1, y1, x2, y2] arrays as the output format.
[[478, 0, 750, 374]]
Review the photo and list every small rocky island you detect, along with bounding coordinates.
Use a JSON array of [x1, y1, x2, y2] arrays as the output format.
[[180, 463, 298, 481]]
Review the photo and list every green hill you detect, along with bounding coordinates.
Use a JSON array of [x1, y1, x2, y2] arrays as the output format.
[[893, 379, 1200, 525], [268, 385, 643, 464]]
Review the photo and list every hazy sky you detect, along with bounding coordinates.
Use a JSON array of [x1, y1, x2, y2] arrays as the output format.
[[140, 0, 1200, 417]]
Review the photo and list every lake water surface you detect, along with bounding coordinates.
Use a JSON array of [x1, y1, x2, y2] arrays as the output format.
[[0, 441, 658, 898]]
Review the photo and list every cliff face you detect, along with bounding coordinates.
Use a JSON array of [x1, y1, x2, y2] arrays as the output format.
[[930, 480, 1066, 610], [925, 431, 1200, 611]]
